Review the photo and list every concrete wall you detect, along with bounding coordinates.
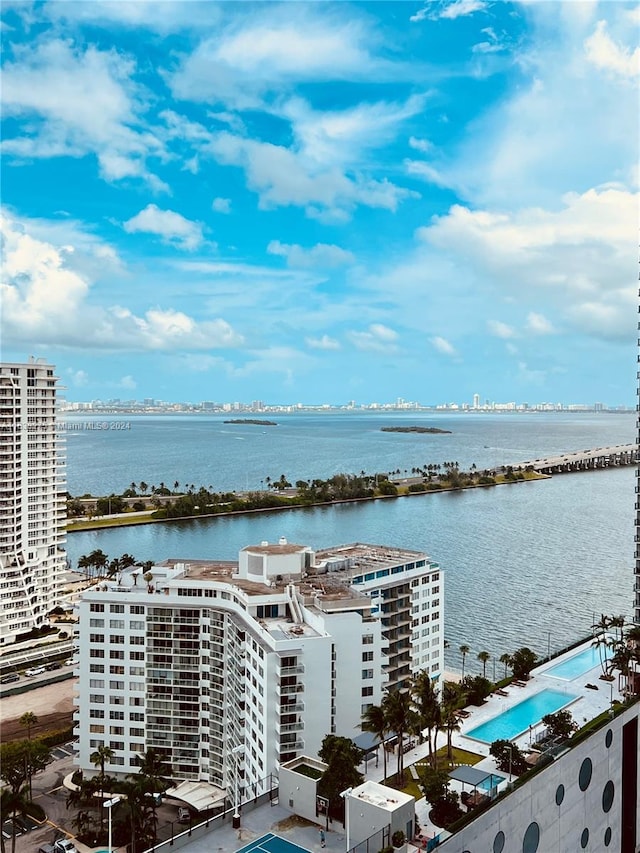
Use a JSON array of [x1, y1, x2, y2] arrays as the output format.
[[439, 703, 639, 853], [279, 758, 327, 825]]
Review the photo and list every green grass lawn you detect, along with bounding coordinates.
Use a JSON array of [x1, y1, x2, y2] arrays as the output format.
[[382, 746, 484, 799]]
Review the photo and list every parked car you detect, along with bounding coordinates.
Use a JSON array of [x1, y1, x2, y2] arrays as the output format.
[[45, 661, 62, 671], [53, 839, 76, 853], [177, 807, 191, 824], [25, 666, 46, 677], [64, 659, 75, 667], [0, 673, 19, 684], [38, 844, 56, 853]]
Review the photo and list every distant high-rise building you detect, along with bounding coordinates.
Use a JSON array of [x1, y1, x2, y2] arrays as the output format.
[[472, 393, 480, 409], [0, 358, 67, 644]]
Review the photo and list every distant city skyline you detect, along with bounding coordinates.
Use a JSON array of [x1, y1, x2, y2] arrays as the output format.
[[1, 2, 636, 405]]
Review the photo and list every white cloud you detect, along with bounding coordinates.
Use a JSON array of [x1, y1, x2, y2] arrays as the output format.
[[281, 94, 429, 170], [169, 7, 402, 110], [43, 1, 222, 33], [119, 374, 137, 390], [584, 20, 640, 79], [208, 132, 416, 217], [1, 211, 243, 352], [526, 312, 554, 335], [212, 197, 232, 214], [488, 320, 516, 339], [409, 136, 433, 153], [306, 335, 341, 351], [430, 336, 457, 356], [123, 204, 205, 250], [66, 368, 89, 387], [1, 39, 166, 189], [411, 0, 488, 23], [420, 187, 636, 341], [350, 324, 399, 353], [267, 241, 354, 268]]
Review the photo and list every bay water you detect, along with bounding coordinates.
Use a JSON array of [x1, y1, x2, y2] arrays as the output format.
[[64, 412, 635, 675]]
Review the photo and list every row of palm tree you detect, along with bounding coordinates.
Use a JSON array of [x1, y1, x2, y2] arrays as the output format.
[[592, 614, 640, 693], [458, 644, 493, 679], [360, 672, 465, 787]]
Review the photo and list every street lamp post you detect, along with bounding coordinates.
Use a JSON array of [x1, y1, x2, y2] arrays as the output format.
[[103, 796, 121, 853], [505, 745, 513, 784], [231, 745, 245, 830]]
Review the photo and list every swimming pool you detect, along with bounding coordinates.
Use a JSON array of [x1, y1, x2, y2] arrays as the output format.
[[466, 689, 577, 743], [543, 644, 612, 680]]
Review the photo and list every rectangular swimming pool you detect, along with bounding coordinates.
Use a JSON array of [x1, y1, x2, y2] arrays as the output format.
[[543, 644, 611, 680], [466, 689, 577, 743]]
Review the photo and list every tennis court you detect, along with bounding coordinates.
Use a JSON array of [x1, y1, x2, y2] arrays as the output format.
[[234, 832, 313, 853]]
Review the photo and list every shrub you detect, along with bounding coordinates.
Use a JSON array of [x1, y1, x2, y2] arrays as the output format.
[[392, 829, 406, 846]]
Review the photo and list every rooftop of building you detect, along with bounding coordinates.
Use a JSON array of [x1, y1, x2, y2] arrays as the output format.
[[349, 779, 415, 810]]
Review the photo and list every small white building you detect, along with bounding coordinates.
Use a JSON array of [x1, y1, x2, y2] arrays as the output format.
[[346, 780, 415, 850]]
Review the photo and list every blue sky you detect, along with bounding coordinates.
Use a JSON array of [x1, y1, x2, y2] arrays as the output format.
[[1, 0, 637, 405]]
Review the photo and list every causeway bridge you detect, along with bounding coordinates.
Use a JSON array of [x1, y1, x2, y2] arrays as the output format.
[[505, 444, 638, 475]]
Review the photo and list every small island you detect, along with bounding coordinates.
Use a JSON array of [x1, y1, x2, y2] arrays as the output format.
[[381, 426, 452, 434], [223, 419, 278, 426]]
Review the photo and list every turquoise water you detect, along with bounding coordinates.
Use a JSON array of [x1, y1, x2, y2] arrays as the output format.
[[466, 690, 577, 743], [478, 773, 504, 791], [544, 644, 612, 680]]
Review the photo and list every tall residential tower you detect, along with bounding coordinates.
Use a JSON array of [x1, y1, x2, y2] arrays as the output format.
[[0, 358, 66, 644]]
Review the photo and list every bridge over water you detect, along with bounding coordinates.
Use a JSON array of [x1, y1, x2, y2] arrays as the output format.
[[503, 444, 639, 475]]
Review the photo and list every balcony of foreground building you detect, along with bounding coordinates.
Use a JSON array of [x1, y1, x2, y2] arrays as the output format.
[[277, 699, 305, 714], [275, 719, 305, 735], [276, 681, 304, 697]]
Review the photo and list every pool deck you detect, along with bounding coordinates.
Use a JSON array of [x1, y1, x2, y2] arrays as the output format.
[[363, 637, 624, 841]]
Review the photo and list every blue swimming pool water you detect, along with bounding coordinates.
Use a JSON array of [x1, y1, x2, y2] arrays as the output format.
[[466, 689, 577, 743], [544, 644, 612, 680], [478, 772, 504, 791]]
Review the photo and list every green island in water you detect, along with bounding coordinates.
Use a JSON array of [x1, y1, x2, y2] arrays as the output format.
[[381, 425, 452, 434], [223, 419, 277, 426]]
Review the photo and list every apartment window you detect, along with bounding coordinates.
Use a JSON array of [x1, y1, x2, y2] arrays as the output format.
[[90, 709, 105, 719], [109, 741, 124, 750], [361, 686, 373, 697], [130, 712, 144, 721], [89, 694, 105, 704], [432, 586, 440, 594], [130, 697, 144, 706], [110, 620, 125, 629], [129, 666, 144, 676], [110, 726, 124, 736], [362, 669, 374, 679], [130, 651, 144, 661], [110, 696, 124, 705], [130, 682, 144, 691], [90, 664, 105, 673], [361, 703, 373, 715], [130, 728, 144, 737], [90, 634, 104, 643], [110, 666, 125, 675], [90, 604, 105, 612], [89, 739, 104, 748], [110, 650, 124, 660], [90, 618, 105, 627], [112, 756, 125, 765], [110, 635, 125, 644], [110, 605, 125, 613], [432, 599, 440, 607], [130, 605, 144, 614], [90, 679, 105, 688], [130, 621, 144, 630], [89, 725, 104, 734], [362, 634, 374, 645], [362, 651, 374, 662], [432, 611, 440, 620], [130, 636, 144, 645], [109, 680, 125, 690], [110, 711, 125, 720]]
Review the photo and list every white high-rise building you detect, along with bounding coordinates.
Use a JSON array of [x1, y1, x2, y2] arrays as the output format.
[[74, 540, 443, 803], [0, 358, 67, 644]]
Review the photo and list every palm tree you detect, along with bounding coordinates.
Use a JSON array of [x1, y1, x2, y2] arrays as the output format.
[[441, 703, 461, 764], [382, 690, 414, 786], [360, 704, 389, 782], [411, 670, 441, 769], [0, 788, 28, 853], [499, 653, 512, 679], [477, 651, 490, 679], [91, 744, 114, 835], [592, 614, 614, 679], [459, 644, 470, 680], [19, 711, 38, 798]]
